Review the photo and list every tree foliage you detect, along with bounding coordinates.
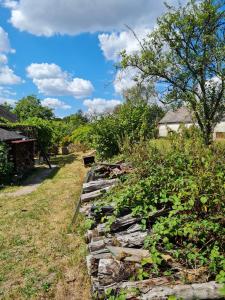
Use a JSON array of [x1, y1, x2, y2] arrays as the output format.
[[62, 110, 89, 136], [121, 0, 225, 145], [0, 102, 13, 113], [23, 117, 54, 152], [0, 142, 13, 183], [92, 100, 164, 158], [70, 124, 93, 146], [14, 95, 54, 121]]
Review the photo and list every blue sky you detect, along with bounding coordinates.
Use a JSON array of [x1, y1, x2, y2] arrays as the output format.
[[0, 0, 182, 117]]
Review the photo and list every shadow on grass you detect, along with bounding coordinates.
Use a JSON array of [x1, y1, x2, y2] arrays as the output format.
[[50, 153, 78, 167], [22, 154, 78, 184], [0, 154, 78, 191]]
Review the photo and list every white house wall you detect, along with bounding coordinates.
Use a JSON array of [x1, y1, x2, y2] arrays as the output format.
[[159, 121, 225, 139], [213, 121, 225, 139], [158, 123, 193, 137]]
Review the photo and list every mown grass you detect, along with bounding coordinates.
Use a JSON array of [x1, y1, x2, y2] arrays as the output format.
[[0, 153, 90, 300]]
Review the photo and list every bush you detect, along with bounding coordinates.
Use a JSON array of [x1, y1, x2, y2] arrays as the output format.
[[70, 124, 93, 148], [92, 115, 120, 158], [103, 132, 225, 282], [92, 101, 164, 159], [0, 142, 13, 183]]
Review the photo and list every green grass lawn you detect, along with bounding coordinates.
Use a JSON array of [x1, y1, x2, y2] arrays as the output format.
[[0, 153, 90, 300]]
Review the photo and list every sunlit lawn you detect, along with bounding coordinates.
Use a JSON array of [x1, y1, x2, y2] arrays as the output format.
[[0, 153, 90, 300]]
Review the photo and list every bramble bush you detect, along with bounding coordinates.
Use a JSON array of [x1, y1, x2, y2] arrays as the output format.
[[103, 130, 225, 282]]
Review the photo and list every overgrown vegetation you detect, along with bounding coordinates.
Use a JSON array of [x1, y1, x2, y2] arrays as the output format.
[[92, 101, 164, 159], [0, 142, 13, 184], [101, 129, 225, 283]]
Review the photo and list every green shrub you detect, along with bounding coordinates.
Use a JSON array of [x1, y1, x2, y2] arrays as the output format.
[[23, 117, 54, 152], [103, 132, 225, 281], [0, 142, 13, 183], [92, 101, 164, 159], [70, 124, 93, 147], [92, 115, 120, 158]]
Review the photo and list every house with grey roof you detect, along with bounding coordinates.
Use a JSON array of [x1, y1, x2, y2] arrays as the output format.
[[158, 107, 225, 139]]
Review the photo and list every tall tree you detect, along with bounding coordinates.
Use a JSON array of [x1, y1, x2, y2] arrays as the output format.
[[121, 0, 225, 145], [123, 82, 157, 104], [63, 109, 88, 126], [0, 102, 13, 113], [14, 95, 54, 121], [62, 109, 88, 134]]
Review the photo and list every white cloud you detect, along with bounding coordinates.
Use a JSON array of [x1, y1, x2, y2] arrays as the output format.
[[3, 0, 18, 9], [41, 98, 71, 110], [0, 65, 22, 85], [0, 54, 8, 64], [4, 0, 181, 36], [98, 27, 152, 95], [84, 98, 121, 115], [0, 26, 15, 53], [0, 27, 21, 88], [0, 97, 17, 106], [114, 67, 139, 94], [26, 63, 94, 98], [27, 63, 65, 79], [99, 27, 150, 62], [0, 86, 16, 96]]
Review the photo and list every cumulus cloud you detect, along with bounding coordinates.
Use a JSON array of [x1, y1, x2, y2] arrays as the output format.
[[0, 97, 17, 106], [0, 86, 16, 97], [27, 63, 64, 79], [27, 63, 94, 98], [114, 67, 140, 94], [0, 27, 21, 87], [3, 0, 18, 9], [0, 54, 8, 64], [84, 98, 121, 115], [98, 27, 151, 94], [0, 65, 22, 85], [4, 0, 180, 36], [41, 97, 71, 110], [0, 26, 15, 53], [99, 27, 150, 62]]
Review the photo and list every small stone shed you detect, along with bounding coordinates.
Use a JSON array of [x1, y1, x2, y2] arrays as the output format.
[[0, 128, 36, 176]]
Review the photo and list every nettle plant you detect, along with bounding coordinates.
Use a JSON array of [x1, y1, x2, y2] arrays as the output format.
[[103, 133, 225, 282]]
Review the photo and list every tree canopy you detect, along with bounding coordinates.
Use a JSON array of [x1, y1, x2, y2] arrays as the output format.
[[121, 0, 225, 145], [0, 102, 13, 113], [14, 95, 54, 121]]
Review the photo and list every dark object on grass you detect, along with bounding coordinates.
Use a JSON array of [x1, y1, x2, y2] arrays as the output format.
[[83, 155, 95, 167]]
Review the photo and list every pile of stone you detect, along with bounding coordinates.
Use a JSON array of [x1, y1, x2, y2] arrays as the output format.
[[79, 163, 223, 300]]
